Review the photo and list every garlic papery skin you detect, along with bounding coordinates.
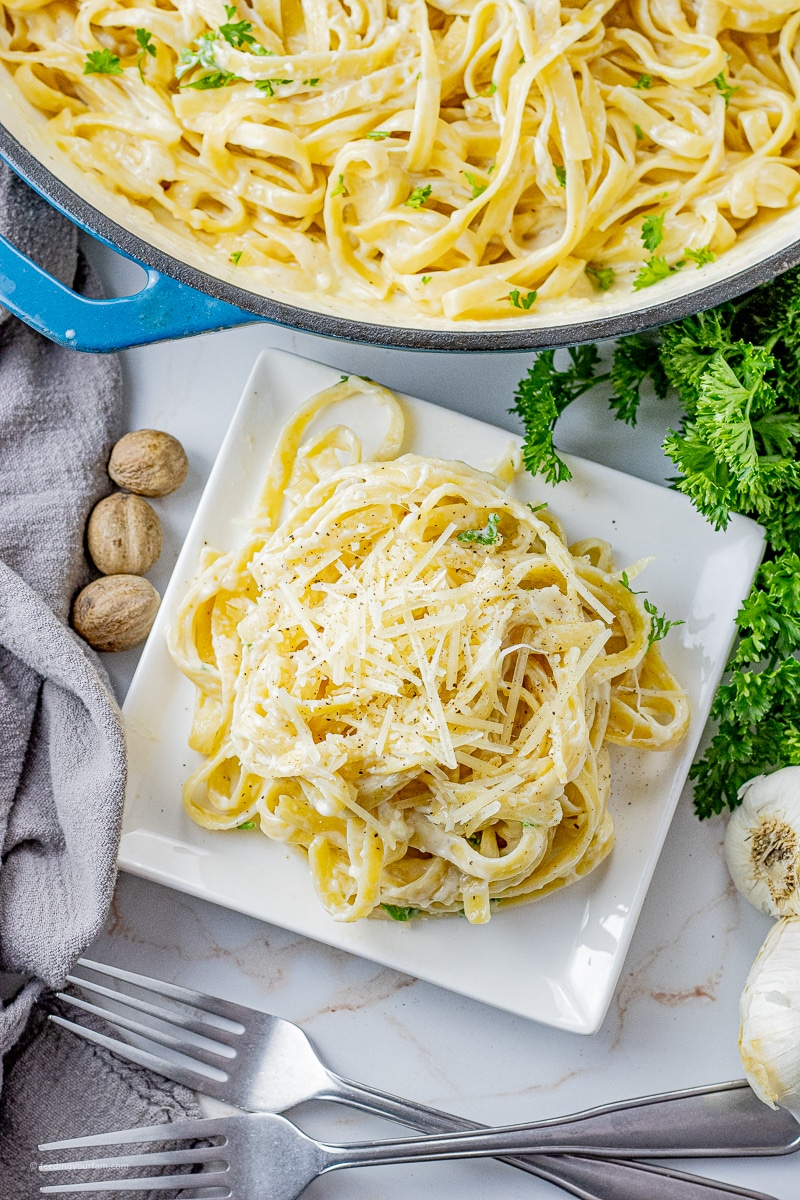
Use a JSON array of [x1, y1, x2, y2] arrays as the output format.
[[725, 766, 800, 917], [739, 917, 800, 1120]]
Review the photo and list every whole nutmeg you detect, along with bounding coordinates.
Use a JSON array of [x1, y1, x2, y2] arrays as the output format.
[[87, 492, 162, 576], [72, 575, 160, 653], [108, 429, 188, 497]]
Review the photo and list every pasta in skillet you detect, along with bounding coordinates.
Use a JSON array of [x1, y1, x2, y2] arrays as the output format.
[[1, 0, 800, 321], [168, 377, 689, 924]]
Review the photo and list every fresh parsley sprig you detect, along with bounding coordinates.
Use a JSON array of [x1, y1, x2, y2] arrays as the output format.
[[84, 48, 122, 76], [620, 571, 684, 649], [510, 264, 800, 817], [135, 28, 156, 83], [510, 346, 606, 484]]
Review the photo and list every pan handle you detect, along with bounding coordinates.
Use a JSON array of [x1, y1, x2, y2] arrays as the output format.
[[0, 229, 257, 351]]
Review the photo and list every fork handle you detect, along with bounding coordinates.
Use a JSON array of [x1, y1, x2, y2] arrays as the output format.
[[319, 1075, 782, 1200], [322, 1074, 799, 1156], [324, 1123, 779, 1200]]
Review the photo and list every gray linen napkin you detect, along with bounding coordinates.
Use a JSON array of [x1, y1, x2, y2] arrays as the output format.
[[0, 163, 201, 1194]]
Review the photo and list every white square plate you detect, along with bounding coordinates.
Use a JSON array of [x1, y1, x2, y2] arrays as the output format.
[[121, 348, 764, 1034]]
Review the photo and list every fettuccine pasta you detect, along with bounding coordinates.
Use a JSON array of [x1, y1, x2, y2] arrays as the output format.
[[168, 377, 690, 923], [1, 0, 800, 321]]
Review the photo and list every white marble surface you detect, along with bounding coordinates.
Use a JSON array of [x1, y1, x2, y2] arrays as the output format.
[[83, 240, 795, 1199]]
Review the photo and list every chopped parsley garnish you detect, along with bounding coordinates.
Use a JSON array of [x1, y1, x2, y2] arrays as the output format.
[[464, 171, 486, 199], [331, 174, 347, 197], [633, 255, 684, 290], [136, 28, 156, 56], [634, 123, 644, 139], [184, 69, 239, 89], [634, 73, 652, 89], [509, 263, 800, 818], [585, 263, 615, 291], [230, 250, 243, 265], [509, 288, 537, 310], [405, 184, 432, 209], [641, 213, 664, 252], [237, 820, 257, 829], [620, 572, 683, 648], [255, 78, 293, 94], [219, 5, 256, 48], [555, 165, 567, 188], [421, 275, 432, 285], [176, 32, 223, 83], [135, 28, 156, 82], [84, 48, 122, 76], [684, 245, 716, 267], [381, 904, 419, 921], [712, 72, 738, 107], [367, 130, 392, 139], [643, 598, 685, 649], [303, 77, 320, 86], [457, 512, 501, 545], [466, 834, 482, 847]]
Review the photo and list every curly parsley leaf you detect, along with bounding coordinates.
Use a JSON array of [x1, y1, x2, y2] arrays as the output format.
[[555, 165, 567, 188], [84, 48, 122, 76], [691, 551, 800, 817], [457, 512, 501, 545], [510, 346, 605, 484], [634, 73, 652, 89], [608, 334, 669, 426]]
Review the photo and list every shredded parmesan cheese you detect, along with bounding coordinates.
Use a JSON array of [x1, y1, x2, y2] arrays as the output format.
[[170, 376, 690, 924]]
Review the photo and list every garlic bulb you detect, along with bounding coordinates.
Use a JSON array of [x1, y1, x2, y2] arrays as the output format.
[[739, 917, 800, 1119], [725, 766, 800, 917]]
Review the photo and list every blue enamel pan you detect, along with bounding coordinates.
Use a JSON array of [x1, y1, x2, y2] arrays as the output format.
[[1, 88, 800, 353]]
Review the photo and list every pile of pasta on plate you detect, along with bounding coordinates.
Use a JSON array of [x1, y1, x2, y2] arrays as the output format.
[[169, 377, 689, 925]]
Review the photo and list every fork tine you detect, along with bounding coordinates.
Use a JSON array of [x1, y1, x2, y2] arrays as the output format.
[[77, 959, 248, 1025], [49, 1018, 227, 1099], [40, 1145, 224, 1172], [40, 1115, 229, 1152], [40, 1169, 230, 1193], [67, 973, 242, 1044], [56, 994, 235, 1070]]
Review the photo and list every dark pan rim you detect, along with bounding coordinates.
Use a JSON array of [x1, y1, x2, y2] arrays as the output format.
[[2, 119, 800, 352]]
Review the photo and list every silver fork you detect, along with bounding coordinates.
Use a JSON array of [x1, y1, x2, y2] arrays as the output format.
[[50, 959, 797, 1200], [39, 1110, 781, 1200]]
